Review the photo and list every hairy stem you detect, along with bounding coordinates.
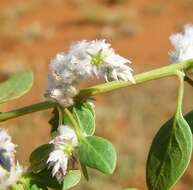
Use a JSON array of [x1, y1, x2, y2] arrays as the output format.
[[0, 60, 192, 122], [78, 60, 192, 97], [64, 108, 81, 138], [0, 101, 57, 122], [176, 71, 185, 114]]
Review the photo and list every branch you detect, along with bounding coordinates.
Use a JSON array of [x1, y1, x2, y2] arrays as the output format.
[[0, 59, 192, 122]]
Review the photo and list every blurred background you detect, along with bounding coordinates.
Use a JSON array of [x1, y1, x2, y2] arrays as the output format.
[[0, 0, 193, 189]]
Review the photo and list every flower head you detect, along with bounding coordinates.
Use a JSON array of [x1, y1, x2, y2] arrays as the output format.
[[47, 149, 68, 182], [47, 125, 79, 182], [1, 162, 23, 190], [170, 24, 193, 63], [0, 129, 16, 173], [0, 128, 23, 190], [68, 39, 134, 82], [46, 39, 134, 106], [46, 83, 78, 107], [50, 125, 79, 149]]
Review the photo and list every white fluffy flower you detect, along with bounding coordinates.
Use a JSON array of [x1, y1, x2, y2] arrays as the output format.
[[0, 128, 23, 189], [47, 149, 68, 182], [46, 53, 86, 107], [46, 83, 78, 107], [46, 39, 134, 106], [47, 125, 79, 182], [1, 162, 23, 190], [0, 128, 16, 161], [0, 129, 16, 173], [49, 53, 90, 85], [69, 39, 134, 82], [170, 24, 193, 63], [50, 125, 79, 148]]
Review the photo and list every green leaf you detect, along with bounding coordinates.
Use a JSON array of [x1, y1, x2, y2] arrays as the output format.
[[62, 170, 81, 190], [29, 181, 48, 190], [29, 144, 54, 173], [78, 136, 117, 174], [30, 168, 61, 189], [184, 110, 193, 133], [124, 188, 138, 190], [30, 185, 42, 190], [11, 184, 25, 190], [146, 113, 192, 190], [11, 178, 48, 190], [0, 70, 33, 104], [30, 169, 81, 190], [83, 101, 95, 117], [64, 102, 95, 135]]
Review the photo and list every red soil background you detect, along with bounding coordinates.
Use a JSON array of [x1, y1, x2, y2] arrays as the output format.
[[0, 0, 193, 189]]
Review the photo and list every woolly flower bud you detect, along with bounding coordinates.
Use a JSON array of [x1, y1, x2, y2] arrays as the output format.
[[0, 128, 23, 190], [47, 125, 79, 182], [46, 82, 78, 107], [170, 24, 193, 63], [46, 39, 134, 106]]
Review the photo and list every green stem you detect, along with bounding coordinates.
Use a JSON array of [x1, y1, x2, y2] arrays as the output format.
[[64, 108, 81, 139], [0, 101, 57, 122], [0, 60, 192, 122], [57, 106, 64, 125], [176, 72, 185, 114], [78, 60, 192, 97]]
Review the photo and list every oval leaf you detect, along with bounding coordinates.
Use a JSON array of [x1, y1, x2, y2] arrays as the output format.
[[30, 169, 81, 190], [83, 101, 95, 117], [30, 168, 61, 189], [29, 144, 54, 173], [78, 136, 117, 174], [146, 113, 192, 190], [62, 170, 81, 190], [12, 178, 48, 190], [0, 70, 33, 104], [63, 102, 95, 135], [11, 184, 25, 190]]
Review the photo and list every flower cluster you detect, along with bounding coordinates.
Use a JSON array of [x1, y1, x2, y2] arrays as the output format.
[[170, 24, 193, 63], [0, 128, 23, 190], [46, 39, 134, 107], [47, 125, 79, 182]]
